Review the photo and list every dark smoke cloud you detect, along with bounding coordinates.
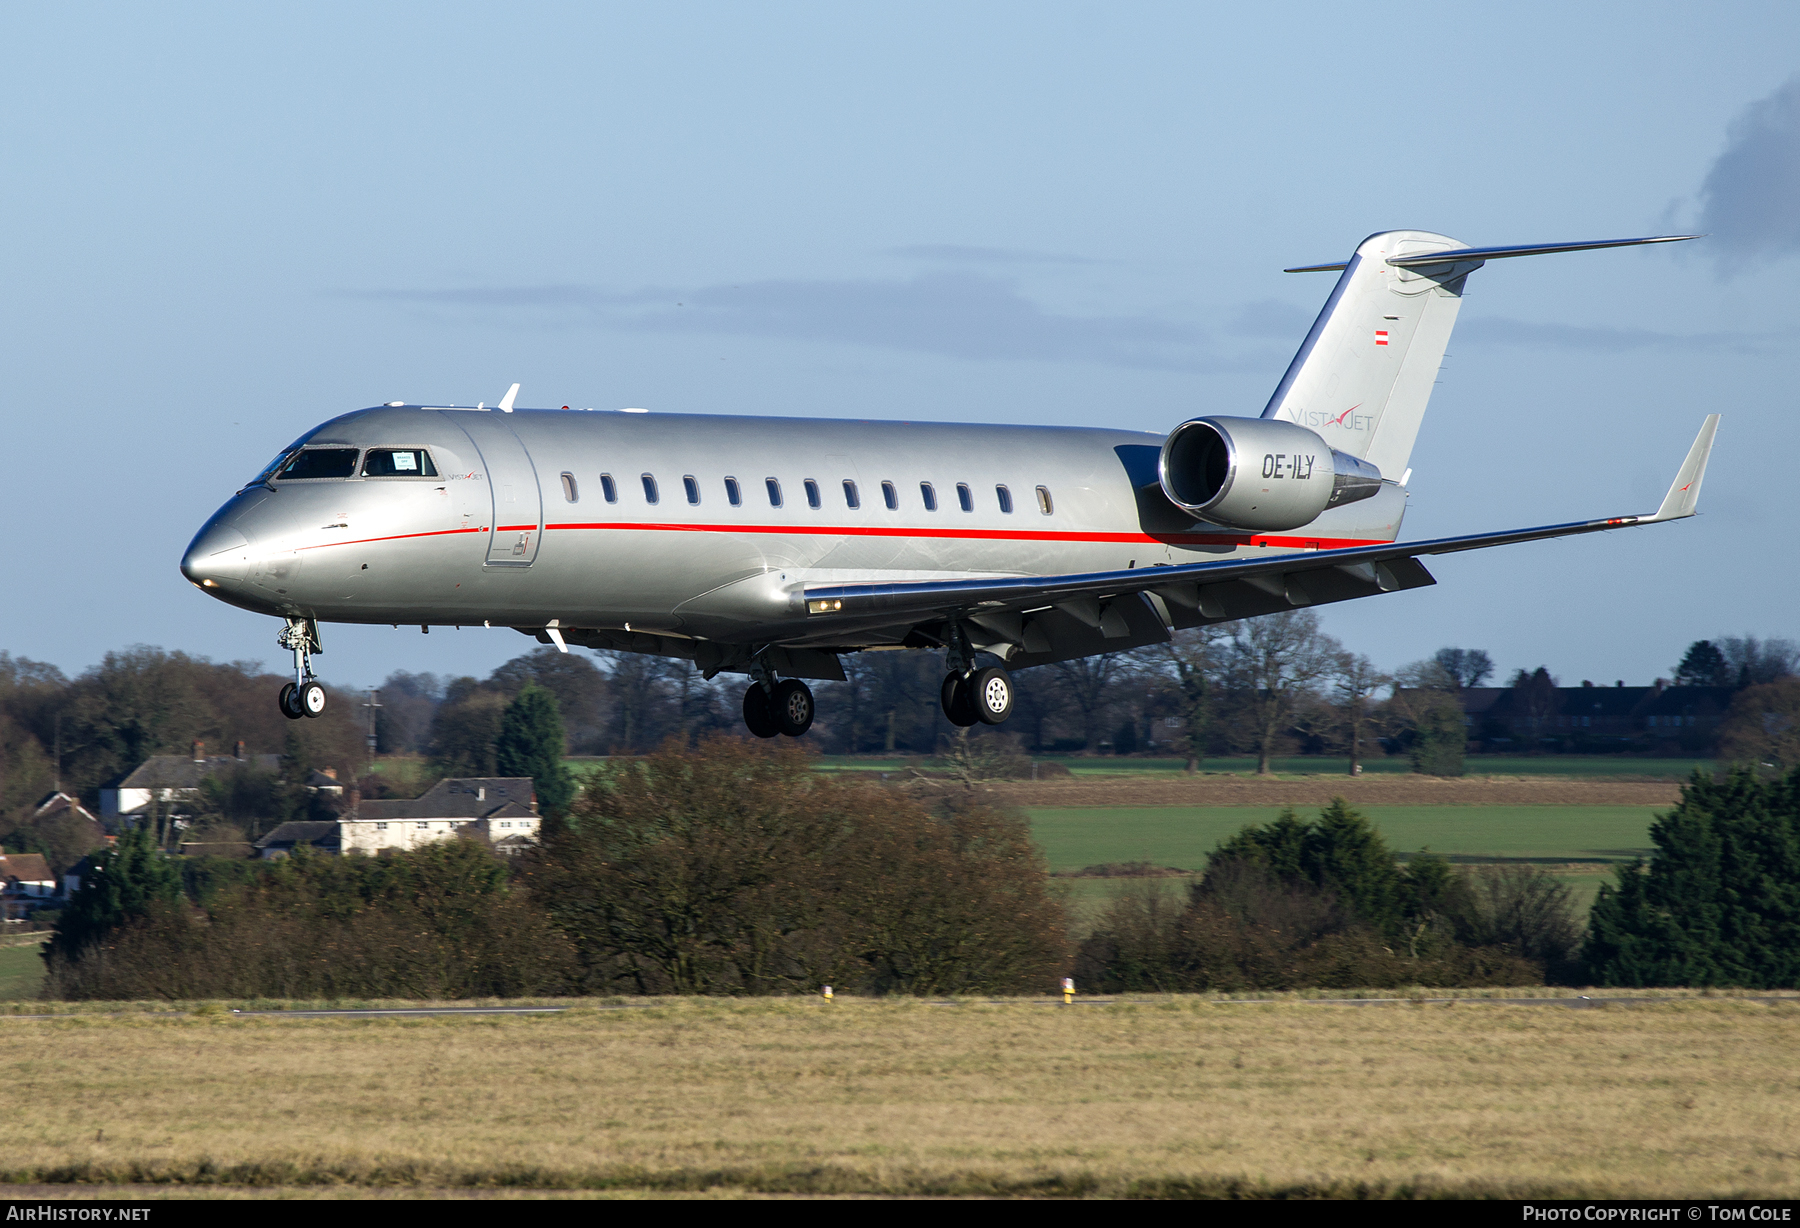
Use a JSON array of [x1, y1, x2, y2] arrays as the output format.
[[1697, 74, 1800, 272]]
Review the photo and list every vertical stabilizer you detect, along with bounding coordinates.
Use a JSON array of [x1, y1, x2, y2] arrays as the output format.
[[1262, 230, 1480, 480]]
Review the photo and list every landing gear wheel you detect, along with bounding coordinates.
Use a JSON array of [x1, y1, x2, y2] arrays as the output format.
[[971, 666, 1014, 725], [742, 685, 780, 738], [940, 673, 979, 727], [772, 679, 815, 737], [299, 681, 327, 718], [279, 682, 303, 720]]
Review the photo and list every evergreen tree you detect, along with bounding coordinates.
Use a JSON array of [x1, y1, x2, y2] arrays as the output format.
[[1211, 800, 1403, 937], [1409, 692, 1467, 776], [1583, 767, 1800, 987], [1674, 640, 1731, 688], [45, 826, 181, 961], [495, 683, 576, 818]]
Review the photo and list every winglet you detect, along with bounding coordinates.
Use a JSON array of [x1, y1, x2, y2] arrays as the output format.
[[497, 383, 520, 413], [1648, 414, 1720, 522]]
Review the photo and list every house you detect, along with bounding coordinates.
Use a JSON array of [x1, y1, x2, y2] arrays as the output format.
[[100, 741, 282, 823], [1450, 682, 1736, 751], [0, 852, 57, 920], [254, 821, 344, 859], [343, 777, 541, 854]]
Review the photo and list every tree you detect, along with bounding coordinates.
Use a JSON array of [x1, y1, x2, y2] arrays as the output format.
[[45, 826, 181, 962], [1508, 666, 1560, 749], [1674, 640, 1731, 688], [1151, 626, 1228, 773], [1583, 767, 1800, 988], [1049, 654, 1128, 754], [1717, 636, 1800, 689], [1433, 647, 1495, 689], [1226, 611, 1339, 775], [1326, 652, 1389, 777], [428, 681, 507, 777], [495, 684, 576, 818], [1717, 678, 1800, 772], [490, 648, 611, 754]]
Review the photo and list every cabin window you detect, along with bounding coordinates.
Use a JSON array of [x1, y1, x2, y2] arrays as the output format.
[[641, 473, 659, 504], [725, 476, 742, 506], [600, 473, 618, 503], [881, 480, 898, 510], [683, 475, 700, 505], [920, 482, 937, 511], [995, 485, 1013, 514], [766, 477, 783, 507], [277, 448, 359, 481], [804, 479, 821, 509], [843, 480, 860, 509], [956, 483, 973, 512], [362, 448, 439, 478], [560, 473, 578, 503], [1036, 485, 1053, 515]]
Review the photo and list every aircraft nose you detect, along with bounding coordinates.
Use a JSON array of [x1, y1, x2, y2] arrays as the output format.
[[181, 524, 251, 590]]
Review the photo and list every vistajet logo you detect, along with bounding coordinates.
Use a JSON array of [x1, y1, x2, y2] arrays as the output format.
[[1292, 405, 1375, 433]]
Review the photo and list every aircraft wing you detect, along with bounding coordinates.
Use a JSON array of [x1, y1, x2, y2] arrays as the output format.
[[796, 416, 1719, 639]]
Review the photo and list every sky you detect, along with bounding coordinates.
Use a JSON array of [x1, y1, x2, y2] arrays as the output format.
[[3, 2, 1798, 691]]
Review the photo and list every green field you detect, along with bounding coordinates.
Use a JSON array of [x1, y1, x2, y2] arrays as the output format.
[[805, 754, 1715, 780], [1033, 804, 1655, 922], [1028, 804, 1660, 873], [0, 942, 46, 1001]]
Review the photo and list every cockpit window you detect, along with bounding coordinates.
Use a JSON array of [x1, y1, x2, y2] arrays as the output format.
[[276, 448, 360, 480], [250, 449, 298, 485], [362, 448, 438, 477]]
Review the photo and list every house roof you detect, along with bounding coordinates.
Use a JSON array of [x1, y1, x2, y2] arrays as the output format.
[[117, 754, 283, 791], [34, 791, 99, 823], [0, 853, 55, 884], [358, 777, 537, 821], [255, 821, 343, 850]]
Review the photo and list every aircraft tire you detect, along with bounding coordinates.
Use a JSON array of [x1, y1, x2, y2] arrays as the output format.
[[278, 683, 304, 720], [773, 678, 815, 737], [742, 685, 780, 738], [300, 681, 327, 718], [971, 666, 1014, 725], [940, 673, 979, 727]]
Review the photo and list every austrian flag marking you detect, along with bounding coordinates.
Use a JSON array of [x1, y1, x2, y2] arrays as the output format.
[[1374, 329, 1389, 346]]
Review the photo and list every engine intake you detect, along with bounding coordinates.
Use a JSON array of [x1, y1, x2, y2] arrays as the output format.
[[1158, 416, 1384, 532]]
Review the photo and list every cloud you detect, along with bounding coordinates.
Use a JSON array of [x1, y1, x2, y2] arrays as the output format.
[[1458, 317, 1780, 354], [1697, 74, 1800, 272], [354, 272, 1253, 371]]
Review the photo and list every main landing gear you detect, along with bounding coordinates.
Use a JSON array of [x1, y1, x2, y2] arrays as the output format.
[[941, 666, 1014, 726], [743, 677, 815, 739], [938, 618, 1015, 727], [277, 617, 326, 720]]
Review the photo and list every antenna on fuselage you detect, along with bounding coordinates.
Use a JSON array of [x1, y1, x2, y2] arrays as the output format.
[[497, 383, 520, 413]]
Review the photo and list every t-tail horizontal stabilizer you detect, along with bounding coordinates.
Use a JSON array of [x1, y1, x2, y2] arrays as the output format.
[[1283, 233, 1699, 274]]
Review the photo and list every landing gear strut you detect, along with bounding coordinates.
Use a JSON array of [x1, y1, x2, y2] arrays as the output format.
[[938, 618, 1015, 726], [277, 617, 325, 720]]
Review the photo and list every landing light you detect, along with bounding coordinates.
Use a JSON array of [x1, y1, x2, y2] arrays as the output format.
[[202, 579, 219, 588], [807, 598, 843, 615]]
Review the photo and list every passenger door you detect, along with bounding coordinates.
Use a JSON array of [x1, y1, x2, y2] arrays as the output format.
[[448, 413, 544, 566]]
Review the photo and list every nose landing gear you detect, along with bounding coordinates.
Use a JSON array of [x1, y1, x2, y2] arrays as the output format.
[[277, 617, 325, 720]]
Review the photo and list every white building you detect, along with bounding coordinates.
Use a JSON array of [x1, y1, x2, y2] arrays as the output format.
[[251, 777, 543, 858]]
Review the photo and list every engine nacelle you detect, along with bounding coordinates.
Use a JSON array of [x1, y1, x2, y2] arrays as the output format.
[[1157, 416, 1384, 531]]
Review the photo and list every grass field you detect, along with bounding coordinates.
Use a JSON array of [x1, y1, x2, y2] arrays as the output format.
[[1028, 805, 1659, 873], [1032, 804, 1656, 921], [1, 998, 1795, 1198], [0, 942, 45, 1001], [804, 754, 1716, 780]]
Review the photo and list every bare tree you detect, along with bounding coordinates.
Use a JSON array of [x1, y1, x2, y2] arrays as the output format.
[[1049, 654, 1129, 754], [1225, 611, 1340, 775], [1328, 651, 1390, 776], [1148, 626, 1230, 773]]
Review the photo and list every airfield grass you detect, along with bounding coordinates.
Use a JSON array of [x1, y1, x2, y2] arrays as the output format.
[[0, 942, 46, 1001], [2, 998, 1796, 1198]]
